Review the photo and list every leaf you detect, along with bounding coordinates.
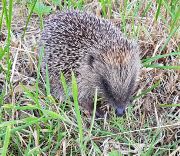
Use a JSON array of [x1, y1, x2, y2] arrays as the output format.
[[28, 1, 52, 16], [52, 0, 61, 5]]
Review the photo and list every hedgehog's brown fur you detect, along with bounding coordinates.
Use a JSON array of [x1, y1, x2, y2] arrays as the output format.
[[40, 10, 141, 117]]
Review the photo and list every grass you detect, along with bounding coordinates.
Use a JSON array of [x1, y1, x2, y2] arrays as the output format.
[[0, 0, 180, 155], [71, 72, 84, 155], [2, 125, 11, 156]]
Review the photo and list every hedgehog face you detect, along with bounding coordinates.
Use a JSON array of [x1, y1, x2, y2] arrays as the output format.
[[100, 51, 140, 116], [99, 71, 136, 117], [86, 48, 140, 117]]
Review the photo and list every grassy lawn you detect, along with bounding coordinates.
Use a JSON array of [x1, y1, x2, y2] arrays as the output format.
[[0, 0, 180, 155]]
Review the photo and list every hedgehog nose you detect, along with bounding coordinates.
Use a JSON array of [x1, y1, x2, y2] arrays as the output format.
[[115, 107, 125, 117]]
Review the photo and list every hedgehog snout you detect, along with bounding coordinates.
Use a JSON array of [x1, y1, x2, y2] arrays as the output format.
[[115, 107, 125, 117]]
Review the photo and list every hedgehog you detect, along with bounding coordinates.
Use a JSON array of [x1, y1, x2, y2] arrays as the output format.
[[40, 10, 141, 117]]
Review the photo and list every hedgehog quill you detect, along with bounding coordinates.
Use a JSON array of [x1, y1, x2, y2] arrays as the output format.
[[40, 10, 141, 117]]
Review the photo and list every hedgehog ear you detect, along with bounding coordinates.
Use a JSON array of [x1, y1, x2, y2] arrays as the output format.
[[88, 55, 95, 67]]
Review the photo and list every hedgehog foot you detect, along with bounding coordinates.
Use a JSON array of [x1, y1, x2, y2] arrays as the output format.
[[81, 100, 105, 118]]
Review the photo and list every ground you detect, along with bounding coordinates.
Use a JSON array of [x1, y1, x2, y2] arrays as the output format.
[[0, 0, 180, 155]]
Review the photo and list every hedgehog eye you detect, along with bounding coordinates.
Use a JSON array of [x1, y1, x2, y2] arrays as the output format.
[[101, 78, 109, 90], [88, 55, 95, 67], [101, 77, 115, 100]]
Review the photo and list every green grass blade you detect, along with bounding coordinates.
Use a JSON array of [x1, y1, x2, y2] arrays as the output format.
[[100, 0, 107, 17], [10, 117, 48, 134], [2, 125, 11, 156], [22, 0, 37, 38], [0, 120, 21, 128], [170, 7, 180, 31], [0, 47, 6, 60], [60, 71, 70, 102], [119, 11, 127, 34], [2, 0, 13, 85], [45, 64, 51, 96], [142, 130, 160, 155], [160, 25, 180, 52], [0, 90, 5, 106], [76, 0, 84, 9], [142, 52, 180, 64], [0, 1, 4, 31], [108, 150, 122, 156], [4, 0, 12, 95], [142, 1, 152, 17], [144, 64, 180, 70], [35, 46, 44, 107], [1, 104, 74, 126], [134, 80, 160, 99], [2, 0, 9, 29], [20, 84, 39, 105], [162, 0, 173, 19], [8, 0, 13, 30], [71, 71, 84, 152], [159, 103, 180, 107], [155, 0, 163, 20], [89, 88, 98, 135]]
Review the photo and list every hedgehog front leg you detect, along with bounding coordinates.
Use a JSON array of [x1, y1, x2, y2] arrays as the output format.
[[78, 93, 105, 118], [77, 79, 105, 118], [79, 98, 105, 118], [80, 99, 94, 116]]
